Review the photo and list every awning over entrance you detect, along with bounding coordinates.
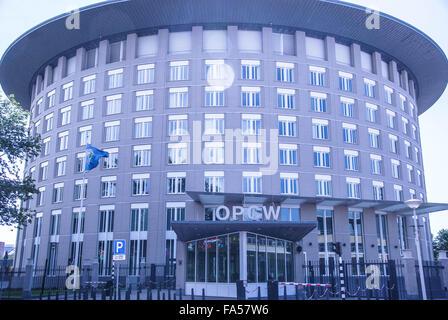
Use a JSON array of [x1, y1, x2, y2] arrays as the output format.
[[186, 191, 448, 216], [171, 220, 317, 242]]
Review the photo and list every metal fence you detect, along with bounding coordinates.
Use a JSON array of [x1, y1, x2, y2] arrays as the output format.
[[416, 260, 445, 300]]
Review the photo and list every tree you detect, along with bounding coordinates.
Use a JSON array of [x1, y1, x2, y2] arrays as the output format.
[[433, 229, 448, 260], [0, 95, 41, 226]]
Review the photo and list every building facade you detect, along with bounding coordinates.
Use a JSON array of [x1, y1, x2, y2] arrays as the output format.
[[1, 0, 447, 297]]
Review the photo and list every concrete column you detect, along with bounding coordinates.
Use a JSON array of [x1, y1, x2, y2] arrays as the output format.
[[239, 232, 247, 281], [437, 251, 448, 297], [389, 60, 399, 85], [295, 30, 306, 60], [126, 33, 137, 60], [401, 70, 409, 92], [351, 43, 361, 69], [227, 25, 238, 58], [35, 74, 43, 97], [175, 241, 186, 290], [75, 47, 85, 73], [43, 65, 52, 88], [91, 261, 99, 288], [325, 36, 336, 66], [98, 39, 109, 67], [22, 259, 33, 299], [191, 26, 203, 57], [402, 249, 419, 299], [408, 79, 416, 100], [262, 27, 272, 58], [57, 56, 67, 80], [372, 52, 382, 76]]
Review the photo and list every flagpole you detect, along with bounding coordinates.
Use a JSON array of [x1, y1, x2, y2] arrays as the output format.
[[73, 168, 86, 292]]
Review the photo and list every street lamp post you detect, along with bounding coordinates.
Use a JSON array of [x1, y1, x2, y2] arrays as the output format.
[[405, 198, 427, 300]]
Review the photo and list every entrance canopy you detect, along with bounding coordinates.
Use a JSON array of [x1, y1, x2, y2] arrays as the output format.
[[186, 191, 448, 216], [171, 221, 316, 242]]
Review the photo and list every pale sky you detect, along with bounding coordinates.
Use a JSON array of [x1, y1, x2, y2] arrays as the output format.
[[0, 0, 447, 245]]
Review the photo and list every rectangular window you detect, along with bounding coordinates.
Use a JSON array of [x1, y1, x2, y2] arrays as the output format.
[[397, 216, 408, 253], [389, 135, 398, 153], [241, 87, 260, 107], [368, 128, 380, 148], [312, 119, 329, 140], [84, 47, 98, 70], [170, 61, 189, 81], [311, 92, 327, 112], [313, 147, 330, 168], [276, 62, 294, 82], [242, 114, 261, 135], [136, 90, 154, 111], [316, 209, 334, 268], [280, 173, 299, 195], [242, 143, 261, 164], [60, 106, 71, 126], [52, 183, 64, 203], [75, 153, 86, 173], [205, 87, 225, 107], [106, 94, 122, 115], [74, 179, 87, 200], [376, 214, 389, 262], [279, 144, 298, 166], [242, 173, 262, 194], [391, 160, 400, 179], [373, 182, 385, 200], [45, 113, 54, 132], [205, 60, 227, 81], [370, 155, 382, 175], [204, 114, 224, 135], [168, 115, 188, 136], [366, 103, 378, 123], [62, 82, 73, 101], [103, 149, 118, 169], [277, 88, 295, 109], [241, 60, 260, 80], [394, 185, 403, 201], [108, 40, 126, 63], [101, 177, 117, 198], [341, 97, 354, 118], [344, 150, 359, 171], [42, 138, 51, 156], [343, 123, 357, 144], [166, 205, 185, 231], [315, 175, 332, 197], [278, 116, 296, 137], [346, 178, 361, 199], [56, 156, 67, 177], [203, 142, 224, 164], [309, 66, 325, 86], [37, 188, 45, 206], [132, 174, 150, 196], [169, 87, 188, 108], [168, 143, 188, 165], [80, 100, 94, 120], [167, 172, 186, 194], [134, 117, 152, 138], [133, 145, 151, 167], [104, 121, 120, 142], [348, 211, 364, 272], [386, 110, 396, 129], [47, 90, 56, 108], [137, 64, 155, 85], [40, 162, 48, 181], [339, 72, 353, 92], [107, 69, 123, 89], [204, 172, 224, 193], [79, 126, 92, 146], [82, 75, 96, 95], [384, 86, 393, 104], [364, 79, 376, 98]]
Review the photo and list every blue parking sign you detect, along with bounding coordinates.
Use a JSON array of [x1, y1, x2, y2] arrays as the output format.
[[114, 240, 126, 255]]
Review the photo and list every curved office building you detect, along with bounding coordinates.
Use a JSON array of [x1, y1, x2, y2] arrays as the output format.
[[1, 0, 448, 297]]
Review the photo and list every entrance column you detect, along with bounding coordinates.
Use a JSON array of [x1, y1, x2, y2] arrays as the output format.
[[239, 232, 247, 282]]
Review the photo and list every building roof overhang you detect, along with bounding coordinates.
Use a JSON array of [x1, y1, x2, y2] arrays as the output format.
[[0, 0, 447, 113], [186, 191, 448, 216], [171, 220, 317, 242]]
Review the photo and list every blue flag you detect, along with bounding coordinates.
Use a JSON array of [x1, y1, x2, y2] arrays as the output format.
[[85, 144, 109, 171]]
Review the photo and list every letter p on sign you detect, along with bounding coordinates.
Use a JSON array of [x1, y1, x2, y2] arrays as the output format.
[[114, 240, 126, 255]]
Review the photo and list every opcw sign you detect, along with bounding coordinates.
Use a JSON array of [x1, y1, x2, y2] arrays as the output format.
[[113, 239, 126, 261], [214, 205, 281, 221]]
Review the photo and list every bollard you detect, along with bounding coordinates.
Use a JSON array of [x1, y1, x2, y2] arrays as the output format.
[[47, 290, 51, 300], [174, 293, 177, 300], [92, 287, 96, 300], [162, 292, 166, 300], [118, 287, 122, 300], [168, 288, 171, 300], [137, 289, 140, 300], [64, 289, 67, 300], [284, 285, 287, 300], [83, 288, 88, 300], [295, 286, 299, 300], [191, 288, 194, 300], [56, 291, 59, 300], [73, 290, 77, 300], [102, 288, 106, 300], [110, 287, 114, 300], [202, 288, 205, 300], [178, 288, 182, 300], [258, 287, 261, 300], [157, 288, 160, 300], [126, 287, 131, 300]]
